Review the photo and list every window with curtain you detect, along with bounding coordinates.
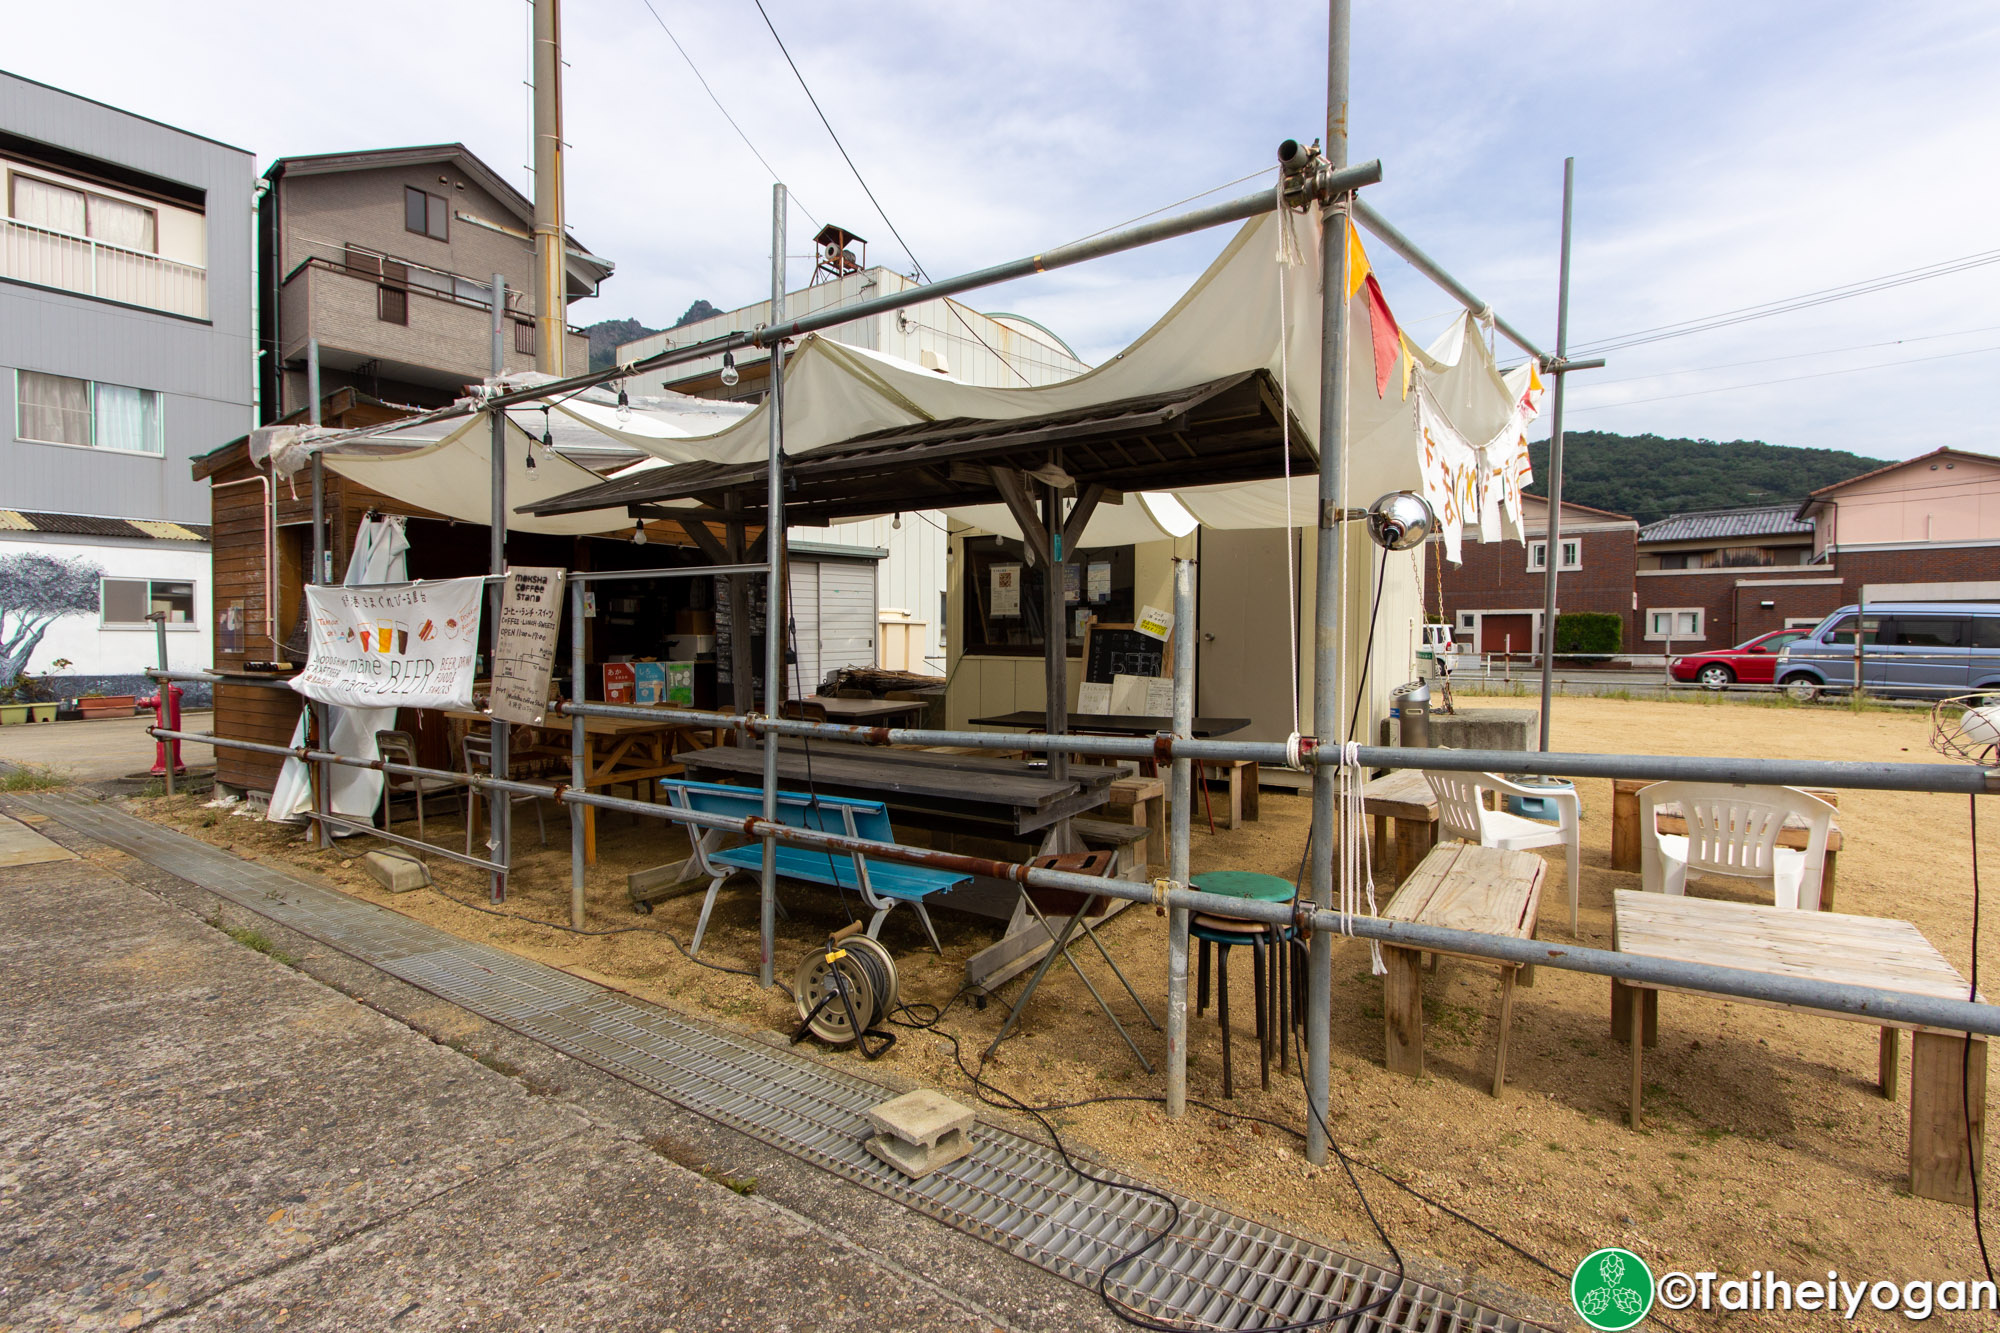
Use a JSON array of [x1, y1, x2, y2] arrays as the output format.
[[17, 370, 91, 445], [15, 370, 160, 453], [88, 195, 155, 252], [9, 173, 86, 233]]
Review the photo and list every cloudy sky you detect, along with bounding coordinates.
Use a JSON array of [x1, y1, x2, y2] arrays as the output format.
[[10, 1, 1998, 460]]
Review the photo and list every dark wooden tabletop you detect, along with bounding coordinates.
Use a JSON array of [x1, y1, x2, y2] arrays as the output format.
[[676, 740, 1114, 836], [969, 711, 1253, 738]]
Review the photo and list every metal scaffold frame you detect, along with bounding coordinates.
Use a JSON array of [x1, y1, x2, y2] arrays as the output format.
[[160, 0, 1998, 1181]]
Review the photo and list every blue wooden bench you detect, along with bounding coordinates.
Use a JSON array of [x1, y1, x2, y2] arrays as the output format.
[[658, 780, 963, 957]]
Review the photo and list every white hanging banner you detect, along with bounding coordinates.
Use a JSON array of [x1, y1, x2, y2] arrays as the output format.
[[490, 567, 567, 726], [290, 577, 485, 711]]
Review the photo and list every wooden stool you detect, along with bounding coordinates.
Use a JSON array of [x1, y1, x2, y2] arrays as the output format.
[[1106, 775, 1166, 869], [1197, 759, 1259, 829]]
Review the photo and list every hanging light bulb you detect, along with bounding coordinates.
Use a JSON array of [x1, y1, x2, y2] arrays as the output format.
[[719, 350, 740, 388], [615, 382, 631, 425], [632, 526, 648, 546], [892, 512, 902, 530]]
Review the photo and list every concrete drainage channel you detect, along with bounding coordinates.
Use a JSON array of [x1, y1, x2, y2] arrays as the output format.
[[23, 793, 1530, 1333]]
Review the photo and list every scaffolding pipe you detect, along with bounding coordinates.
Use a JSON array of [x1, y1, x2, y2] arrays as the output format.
[[1165, 557, 1195, 1118], [488, 273, 511, 902], [1352, 198, 1549, 367], [142, 672, 2000, 796], [569, 577, 587, 928], [1537, 158, 1577, 751], [1304, 0, 1354, 1168], [148, 719, 2000, 1040], [759, 184, 788, 989], [475, 159, 1384, 416]]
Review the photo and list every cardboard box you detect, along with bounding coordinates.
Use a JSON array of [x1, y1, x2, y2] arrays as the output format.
[[632, 661, 666, 705], [674, 609, 717, 635], [602, 661, 636, 705], [668, 634, 716, 660]]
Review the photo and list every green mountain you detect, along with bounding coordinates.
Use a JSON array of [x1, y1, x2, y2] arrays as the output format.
[[1524, 431, 1886, 525], [584, 318, 662, 372]]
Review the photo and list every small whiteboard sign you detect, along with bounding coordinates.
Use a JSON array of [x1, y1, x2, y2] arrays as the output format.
[[1136, 604, 1174, 641], [490, 567, 567, 725]]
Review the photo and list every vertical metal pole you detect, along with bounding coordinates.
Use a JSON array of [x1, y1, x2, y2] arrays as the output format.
[[1042, 485, 1070, 792], [488, 274, 510, 902], [1165, 556, 1195, 1117], [312, 453, 327, 586], [306, 336, 321, 425], [759, 184, 788, 989], [1304, 0, 1351, 1168], [569, 578, 587, 928], [531, 0, 567, 374], [1536, 157, 1576, 751], [309, 446, 332, 850]]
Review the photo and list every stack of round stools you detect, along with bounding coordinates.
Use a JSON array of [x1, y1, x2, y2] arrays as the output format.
[[1189, 871, 1301, 1097]]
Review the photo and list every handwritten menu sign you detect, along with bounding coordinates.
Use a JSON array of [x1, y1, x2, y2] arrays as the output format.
[[490, 567, 567, 725], [290, 577, 484, 710]]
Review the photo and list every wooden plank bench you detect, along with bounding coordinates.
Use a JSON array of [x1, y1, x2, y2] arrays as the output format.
[[1105, 774, 1166, 869], [1074, 817, 1151, 878], [1611, 889, 1984, 1205], [1378, 842, 1546, 1096]]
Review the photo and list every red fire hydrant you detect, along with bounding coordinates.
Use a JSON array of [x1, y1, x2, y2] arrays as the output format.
[[142, 683, 185, 776]]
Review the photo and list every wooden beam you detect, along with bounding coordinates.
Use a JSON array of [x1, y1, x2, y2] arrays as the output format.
[[988, 466, 1049, 569], [675, 516, 732, 566], [1061, 484, 1105, 558]]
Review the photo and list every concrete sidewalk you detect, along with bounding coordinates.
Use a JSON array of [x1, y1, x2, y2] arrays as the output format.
[[0, 711, 213, 785], [0, 815, 1004, 1332]]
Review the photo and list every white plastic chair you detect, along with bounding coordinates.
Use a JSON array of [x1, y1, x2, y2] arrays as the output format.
[[1638, 781, 1834, 911], [1423, 770, 1583, 932]]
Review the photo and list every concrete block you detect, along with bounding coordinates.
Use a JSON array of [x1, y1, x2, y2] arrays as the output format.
[[864, 1089, 974, 1179], [1430, 708, 1536, 754], [362, 849, 431, 893]]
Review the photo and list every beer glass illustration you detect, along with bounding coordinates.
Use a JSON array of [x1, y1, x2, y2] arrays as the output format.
[[376, 617, 396, 656]]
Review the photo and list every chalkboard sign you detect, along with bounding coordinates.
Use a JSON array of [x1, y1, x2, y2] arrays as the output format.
[[1083, 623, 1168, 684]]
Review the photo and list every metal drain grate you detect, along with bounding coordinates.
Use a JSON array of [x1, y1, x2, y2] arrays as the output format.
[[26, 795, 1533, 1332]]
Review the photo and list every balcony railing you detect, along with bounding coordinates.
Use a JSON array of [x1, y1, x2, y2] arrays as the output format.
[[1, 217, 208, 319]]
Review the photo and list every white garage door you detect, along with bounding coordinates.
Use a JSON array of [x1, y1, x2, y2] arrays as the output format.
[[783, 558, 878, 696]]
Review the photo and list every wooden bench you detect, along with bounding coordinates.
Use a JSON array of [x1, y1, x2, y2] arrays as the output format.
[[1358, 768, 1440, 885], [1611, 778, 1844, 906], [1074, 817, 1151, 878], [1198, 758, 1260, 829], [1105, 774, 1166, 869], [1611, 889, 1984, 1205], [1378, 842, 1546, 1096], [657, 780, 968, 957]]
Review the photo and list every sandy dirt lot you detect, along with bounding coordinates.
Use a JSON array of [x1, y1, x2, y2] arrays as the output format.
[[132, 694, 2000, 1329]]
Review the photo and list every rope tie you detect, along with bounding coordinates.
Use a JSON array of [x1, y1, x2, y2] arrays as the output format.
[[1275, 179, 1305, 739], [1336, 740, 1386, 974], [1284, 731, 1307, 772]]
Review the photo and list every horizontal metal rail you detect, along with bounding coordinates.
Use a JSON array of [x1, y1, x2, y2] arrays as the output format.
[[154, 721, 2000, 1039], [145, 674, 2000, 795], [316, 808, 504, 875]]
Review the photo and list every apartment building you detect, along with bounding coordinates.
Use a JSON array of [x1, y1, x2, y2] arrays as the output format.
[[0, 70, 253, 698], [258, 144, 613, 421]]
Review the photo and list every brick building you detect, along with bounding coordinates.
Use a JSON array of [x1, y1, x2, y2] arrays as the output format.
[[1632, 504, 1839, 651], [1435, 495, 1638, 659]]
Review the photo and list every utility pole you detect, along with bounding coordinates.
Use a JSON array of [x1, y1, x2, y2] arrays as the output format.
[[532, 0, 566, 374], [1304, 0, 1352, 1168], [759, 184, 788, 988]]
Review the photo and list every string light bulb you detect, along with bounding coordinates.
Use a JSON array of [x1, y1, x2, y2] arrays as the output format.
[[615, 382, 631, 425], [633, 527, 648, 546], [892, 512, 902, 530], [719, 351, 740, 388]]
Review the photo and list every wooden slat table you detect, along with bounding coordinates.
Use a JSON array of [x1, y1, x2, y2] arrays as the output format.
[[1610, 779, 1844, 906], [1611, 889, 1984, 1204], [1358, 769, 1441, 885], [1378, 843, 1546, 1096], [446, 710, 704, 866]]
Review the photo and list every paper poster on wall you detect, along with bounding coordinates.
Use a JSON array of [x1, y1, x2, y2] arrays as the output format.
[[1064, 563, 1081, 603], [1073, 607, 1092, 637], [1077, 681, 1112, 715], [1109, 673, 1158, 716], [1144, 676, 1175, 716], [1087, 561, 1112, 602], [290, 577, 484, 711], [490, 567, 567, 725], [1135, 604, 1175, 641], [991, 563, 1021, 616]]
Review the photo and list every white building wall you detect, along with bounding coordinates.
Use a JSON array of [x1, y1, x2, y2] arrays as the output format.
[[0, 533, 212, 680], [789, 514, 949, 675]]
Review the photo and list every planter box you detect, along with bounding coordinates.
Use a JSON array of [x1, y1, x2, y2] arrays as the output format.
[[78, 695, 138, 720], [0, 704, 25, 725]]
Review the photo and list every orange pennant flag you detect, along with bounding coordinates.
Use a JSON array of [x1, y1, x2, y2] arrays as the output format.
[[1347, 222, 1402, 397]]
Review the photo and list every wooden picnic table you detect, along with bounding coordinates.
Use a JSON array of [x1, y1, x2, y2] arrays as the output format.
[[1611, 889, 1984, 1204], [1609, 778, 1844, 907], [1378, 843, 1545, 1095], [445, 709, 706, 865], [1358, 769, 1441, 885], [799, 695, 931, 727], [970, 711, 1251, 737]]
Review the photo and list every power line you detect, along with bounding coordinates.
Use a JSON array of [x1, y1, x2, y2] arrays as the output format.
[[1569, 340, 2000, 413], [1570, 246, 2000, 355], [633, 0, 818, 226], [1583, 322, 2000, 388], [750, 0, 1035, 386]]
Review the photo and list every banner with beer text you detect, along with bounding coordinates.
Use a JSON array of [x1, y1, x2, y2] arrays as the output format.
[[290, 577, 484, 711]]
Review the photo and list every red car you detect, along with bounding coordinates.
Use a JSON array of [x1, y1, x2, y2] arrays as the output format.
[[1669, 629, 1808, 689]]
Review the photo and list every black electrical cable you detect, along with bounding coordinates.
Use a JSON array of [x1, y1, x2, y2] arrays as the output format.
[[1970, 794, 1992, 1281], [1344, 549, 1391, 743]]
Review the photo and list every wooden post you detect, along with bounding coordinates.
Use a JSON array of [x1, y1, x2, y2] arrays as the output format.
[[1492, 966, 1518, 1097], [1611, 778, 1643, 872], [1381, 944, 1424, 1077], [1880, 1027, 1902, 1100], [1910, 1032, 1986, 1206]]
